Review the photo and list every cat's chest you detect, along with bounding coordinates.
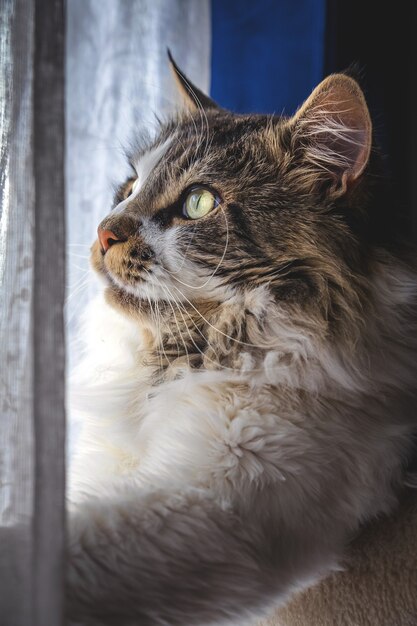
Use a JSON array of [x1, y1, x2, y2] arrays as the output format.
[[72, 366, 268, 496]]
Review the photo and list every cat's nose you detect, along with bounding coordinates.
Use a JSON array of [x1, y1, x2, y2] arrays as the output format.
[[98, 228, 122, 253]]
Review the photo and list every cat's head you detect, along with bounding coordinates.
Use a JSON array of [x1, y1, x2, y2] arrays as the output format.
[[91, 53, 373, 338]]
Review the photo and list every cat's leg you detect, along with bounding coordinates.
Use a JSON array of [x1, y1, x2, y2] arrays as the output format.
[[66, 485, 340, 626]]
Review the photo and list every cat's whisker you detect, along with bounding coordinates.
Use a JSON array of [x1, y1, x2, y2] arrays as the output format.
[[196, 204, 229, 288], [152, 284, 176, 368], [145, 273, 240, 372], [233, 245, 263, 264], [225, 261, 296, 288], [162, 290, 295, 374], [175, 224, 198, 272], [147, 291, 166, 373], [173, 134, 193, 175], [161, 283, 238, 372], [169, 283, 259, 349], [193, 83, 212, 160], [148, 271, 192, 365], [180, 73, 211, 161], [64, 280, 92, 329], [65, 275, 92, 304], [189, 97, 206, 158], [163, 205, 229, 291], [144, 286, 164, 370], [67, 252, 91, 260], [144, 269, 184, 365], [69, 263, 90, 273], [162, 280, 209, 360], [143, 266, 229, 370], [144, 289, 162, 371], [159, 283, 192, 368], [163, 286, 217, 369]]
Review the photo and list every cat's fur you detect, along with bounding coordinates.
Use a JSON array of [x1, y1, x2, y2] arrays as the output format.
[[67, 57, 417, 625]]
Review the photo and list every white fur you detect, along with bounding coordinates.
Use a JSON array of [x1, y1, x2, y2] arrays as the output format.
[[112, 139, 173, 216], [67, 252, 417, 625]]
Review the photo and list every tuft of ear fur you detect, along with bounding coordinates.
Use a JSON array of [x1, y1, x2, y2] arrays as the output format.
[[167, 48, 220, 113], [287, 74, 372, 196]]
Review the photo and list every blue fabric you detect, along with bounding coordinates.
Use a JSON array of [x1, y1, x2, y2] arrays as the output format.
[[210, 0, 326, 115]]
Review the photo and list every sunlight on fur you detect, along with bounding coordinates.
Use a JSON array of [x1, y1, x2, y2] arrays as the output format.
[[66, 56, 417, 625]]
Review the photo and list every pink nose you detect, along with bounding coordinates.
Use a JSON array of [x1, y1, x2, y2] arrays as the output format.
[[98, 228, 121, 253]]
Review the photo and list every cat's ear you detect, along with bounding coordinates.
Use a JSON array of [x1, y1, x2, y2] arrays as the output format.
[[286, 74, 372, 196], [167, 49, 220, 112]]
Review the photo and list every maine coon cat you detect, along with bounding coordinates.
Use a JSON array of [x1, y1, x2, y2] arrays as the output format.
[[67, 54, 417, 625]]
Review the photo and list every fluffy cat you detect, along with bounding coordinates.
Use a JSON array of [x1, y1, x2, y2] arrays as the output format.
[[67, 55, 417, 625]]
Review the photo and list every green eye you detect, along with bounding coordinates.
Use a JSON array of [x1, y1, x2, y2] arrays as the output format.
[[183, 187, 218, 219]]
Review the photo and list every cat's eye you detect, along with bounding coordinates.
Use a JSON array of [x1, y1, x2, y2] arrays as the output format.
[[130, 178, 140, 195], [183, 187, 219, 220], [123, 178, 140, 201]]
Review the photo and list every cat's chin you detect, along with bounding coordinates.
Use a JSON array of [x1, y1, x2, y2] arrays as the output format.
[[103, 285, 153, 321], [102, 279, 179, 315]]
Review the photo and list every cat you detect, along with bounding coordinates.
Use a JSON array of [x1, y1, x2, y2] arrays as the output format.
[[67, 53, 417, 625]]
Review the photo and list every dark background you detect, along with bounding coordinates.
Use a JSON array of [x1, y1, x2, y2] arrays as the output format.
[[211, 0, 417, 242]]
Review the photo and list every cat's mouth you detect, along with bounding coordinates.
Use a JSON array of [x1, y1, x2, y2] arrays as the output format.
[[90, 237, 183, 306], [90, 238, 149, 290]]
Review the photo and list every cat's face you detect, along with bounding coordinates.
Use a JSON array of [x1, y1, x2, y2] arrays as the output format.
[[91, 59, 372, 323]]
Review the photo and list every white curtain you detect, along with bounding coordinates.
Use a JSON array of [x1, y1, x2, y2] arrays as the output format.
[[0, 0, 66, 624], [66, 0, 211, 368], [0, 0, 211, 623]]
